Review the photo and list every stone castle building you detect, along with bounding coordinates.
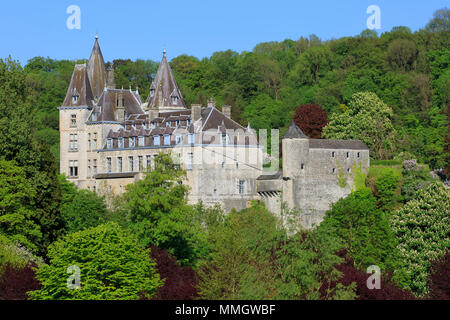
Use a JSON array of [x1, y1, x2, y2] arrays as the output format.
[[59, 36, 370, 228]]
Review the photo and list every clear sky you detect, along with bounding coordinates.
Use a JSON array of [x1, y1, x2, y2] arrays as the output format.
[[0, 0, 447, 64]]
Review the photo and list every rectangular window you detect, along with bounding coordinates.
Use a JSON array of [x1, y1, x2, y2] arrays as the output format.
[[138, 156, 143, 171], [88, 133, 91, 151], [331, 152, 335, 158], [187, 153, 193, 170], [332, 168, 336, 174], [69, 160, 78, 177], [239, 180, 245, 195], [176, 135, 182, 145], [138, 136, 145, 147], [93, 133, 97, 150], [69, 134, 78, 151], [93, 159, 97, 174], [129, 156, 134, 172], [106, 157, 112, 173], [88, 160, 91, 177], [188, 133, 194, 144], [153, 135, 160, 146], [164, 135, 170, 146], [346, 152, 350, 158], [146, 155, 151, 168], [301, 163, 305, 170], [118, 157, 123, 173], [187, 119, 191, 126], [106, 138, 113, 149], [357, 152, 361, 158], [221, 134, 227, 145], [129, 137, 136, 148], [118, 137, 124, 148], [70, 114, 77, 127]]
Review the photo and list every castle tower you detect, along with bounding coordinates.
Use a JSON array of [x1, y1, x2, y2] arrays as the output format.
[[86, 34, 106, 102], [59, 64, 95, 187], [145, 49, 186, 112], [282, 121, 309, 179]]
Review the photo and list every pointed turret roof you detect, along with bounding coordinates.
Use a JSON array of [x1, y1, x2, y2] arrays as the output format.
[[62, 64, 95, 107], [86, 35, 106, 101], [283, 121, 308, 139], [146, 50, 186, 110]]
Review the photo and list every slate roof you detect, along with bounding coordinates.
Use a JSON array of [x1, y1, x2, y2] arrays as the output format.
[[62, 64, 95, 107], [256, 172, 283, 180], [309, 139, 369, 150], [283, 121, 308, 139], [146, 52, 186, 110], [88, 88, 145, 122], [86, 36, 106, 101]]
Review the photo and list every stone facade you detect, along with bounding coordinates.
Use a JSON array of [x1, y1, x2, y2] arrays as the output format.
[[59, 37, 370, 229]]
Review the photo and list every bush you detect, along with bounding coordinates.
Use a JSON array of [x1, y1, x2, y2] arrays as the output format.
[[0, 263, 40, 300], [428, 251, 450, 300], [29, 222, 162, 300], [392, 183, 450, 296], [149, 246, 198, 300]]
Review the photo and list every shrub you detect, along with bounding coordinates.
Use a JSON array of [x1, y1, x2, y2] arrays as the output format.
[[0, 263, 40, 300]]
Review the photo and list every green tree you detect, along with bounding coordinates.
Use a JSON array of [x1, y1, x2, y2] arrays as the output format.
[[0, 159, 41, 252], [319, 189, 400, 275], [391, 182, 450, 297], [29, 222, 162, 300], [61, 189, 108, 234], [117, 152, 208, 266], [323, 92, 397, 159]]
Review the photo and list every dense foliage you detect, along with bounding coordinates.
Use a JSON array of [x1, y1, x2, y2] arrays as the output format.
[[29, 222, 162, 300], [0, 263, 40, 300], [149, 245, 199, 300], [392, 183, 450, 296], [293, 103, 328, 138]]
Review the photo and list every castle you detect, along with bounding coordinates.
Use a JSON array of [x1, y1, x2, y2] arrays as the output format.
[[59, 36, 370, 228]]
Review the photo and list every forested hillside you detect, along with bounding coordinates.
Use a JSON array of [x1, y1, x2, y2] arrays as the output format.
[[22, 9, 449, 171]]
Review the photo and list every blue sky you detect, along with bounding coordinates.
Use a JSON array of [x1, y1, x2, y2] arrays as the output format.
[[0, 0, 447, 64]]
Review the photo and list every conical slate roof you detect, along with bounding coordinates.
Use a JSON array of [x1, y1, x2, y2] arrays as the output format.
[[283, 121, 308, 139], [146, 51, 186, 110], [86, 35, 106, 101], [62, 64, 95, 107]]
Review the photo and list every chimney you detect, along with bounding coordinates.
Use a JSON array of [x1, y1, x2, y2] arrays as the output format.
[[222, 105, 231, 119], [106, 67, 115, 89], [191, 104, 202, 122], [149, 109, 159, 121]]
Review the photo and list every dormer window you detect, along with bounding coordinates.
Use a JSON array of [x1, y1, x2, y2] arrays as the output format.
[[129, 137, 136, 148], [171, 96, 178, 104], [166, 121, 170, 127], [138, 136, 145, 147], [106, 138, 113, 149], [92, 113, 97, 122], [176, 135, 182, 145], [164, 134, 171, 145], [150, 89, 155, 97], [175, 120, 180, 127], [72, 89, 79, 104], [153, 135, 160, 146], [150, 122, 155, 129], [118, 137, 124, 148]]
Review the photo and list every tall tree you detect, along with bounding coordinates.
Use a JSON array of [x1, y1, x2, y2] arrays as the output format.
[[293, 103, 329, 138]]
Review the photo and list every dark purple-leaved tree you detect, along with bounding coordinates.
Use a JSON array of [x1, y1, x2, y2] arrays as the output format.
[[0, 263, 41, 300], [319, 250, 415, 300], [293, 103, 329, 139], [428, 251, 450, 300], [148, 245, 198, 300]]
